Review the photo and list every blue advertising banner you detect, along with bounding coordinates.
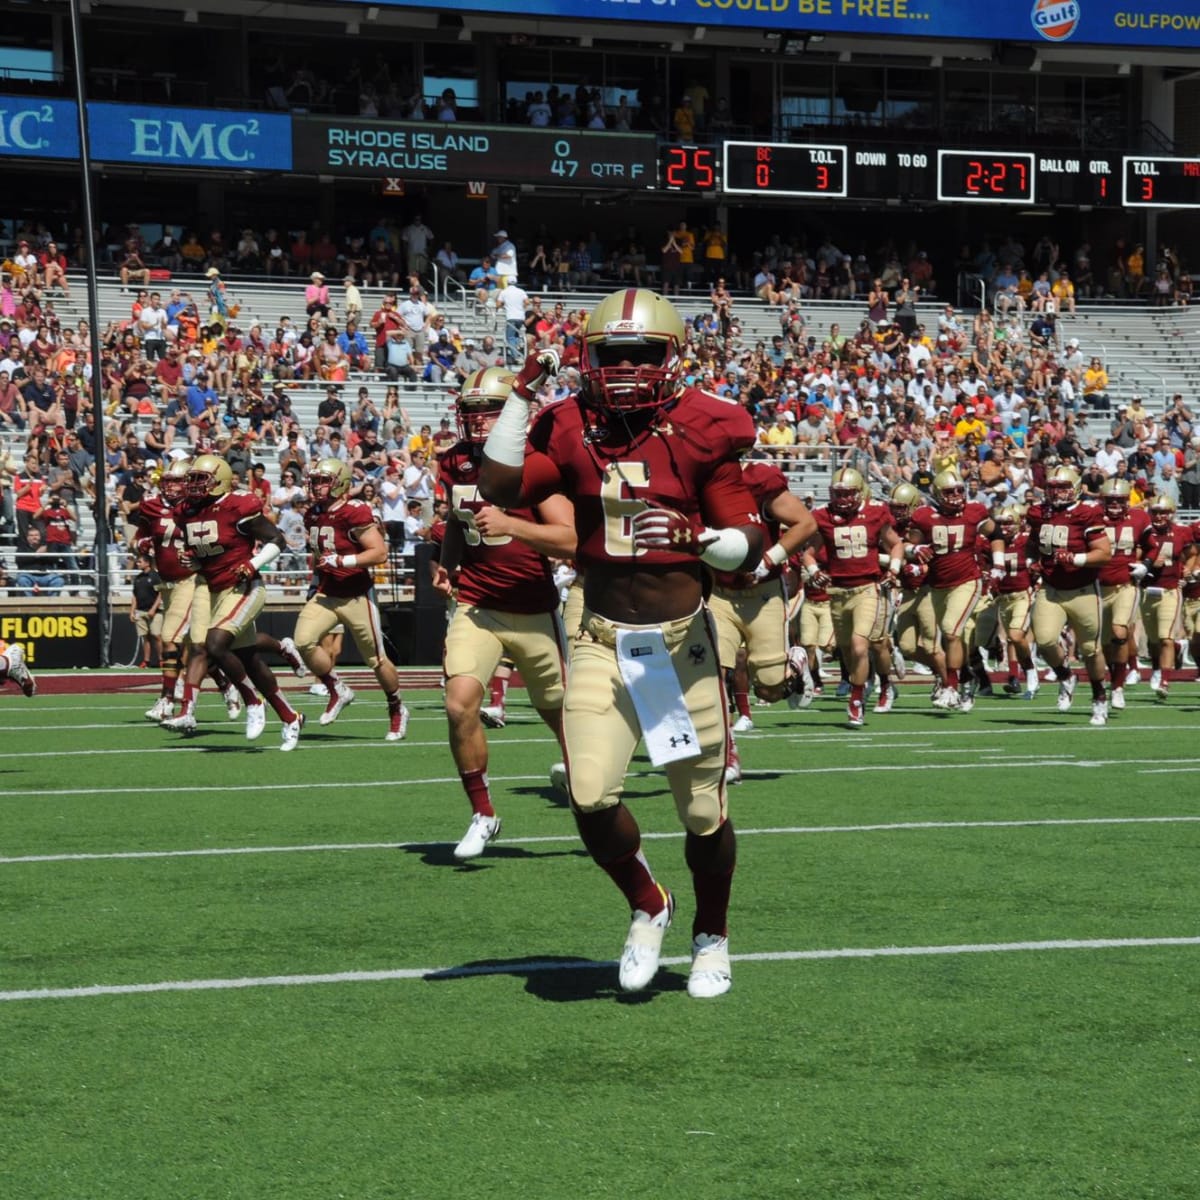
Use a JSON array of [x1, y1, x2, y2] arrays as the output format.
[[0, 96, 79, 159], [0, 99, 292, 170], [88, 104, 292, 170], [369, 0, 1200, 48]]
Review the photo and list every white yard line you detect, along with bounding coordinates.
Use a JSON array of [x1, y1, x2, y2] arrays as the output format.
[[3, 815, 1198, 866], [2, 936, 1196, 1003]]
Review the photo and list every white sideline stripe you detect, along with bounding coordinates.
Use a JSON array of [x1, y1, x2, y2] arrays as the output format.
[[3, 936, 1197, 1003], [4, 815, 1198, 865]]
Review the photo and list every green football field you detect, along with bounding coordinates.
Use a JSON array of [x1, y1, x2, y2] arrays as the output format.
[[2, 679, 1199, 1199]]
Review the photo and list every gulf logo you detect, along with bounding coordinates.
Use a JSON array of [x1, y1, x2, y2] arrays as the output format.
[[1031, 0, 1081, 41]]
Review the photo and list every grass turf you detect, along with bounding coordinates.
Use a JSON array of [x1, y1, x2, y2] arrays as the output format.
[[1, 683, 1198, 1199]]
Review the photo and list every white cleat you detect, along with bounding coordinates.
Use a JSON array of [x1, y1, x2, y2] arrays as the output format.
[[1089, 700, 1108, 726], [958, 691, 975, 714], [224, 685, 243, 720], [873, 685, 895, 714], [786, 645, 815, 709], [453, 812, 502, 861], [1056, 675, 1077, 712], [1149, 669, 1162, 693], [480, 705, 506, 729], [319, 683, 356, 726], [144, 696, 171, 721], [385, 703, 410, 742], [173, 677, 185, 700], [309, 681, 329, 698], [280, 711, 305, 751], [1127, 668, 1142, 687], [687, 933, 732, 999], [3, 644, 35, 696], [931, 686, 960, 710], [1110, 686, 1126, 711], [245, 702, 267, 740], [618, 887, 674, 992], [731, 714, 754, 734], [162, 712, 197, 734], [279, 636, 309, 678], [724, 754, 742, 786], [549, 761, 568, 794]]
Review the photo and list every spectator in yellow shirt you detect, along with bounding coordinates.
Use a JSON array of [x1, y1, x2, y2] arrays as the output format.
[[954, 406, 988, 446], [1051, 273, 1076, 314], [761, 412, 797, 460], [1082, 358, 1109, 408]]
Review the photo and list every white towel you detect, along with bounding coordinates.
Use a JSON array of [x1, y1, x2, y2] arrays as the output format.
[[615, 627, 702, 767]]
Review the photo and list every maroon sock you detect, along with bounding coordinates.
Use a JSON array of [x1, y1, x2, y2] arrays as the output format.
[[263, 690, 297, 722], [180, 681, 197, 715], [460, 768, 493, 817], [691, 867, 734, 940], [320, 671, 339, 697], [235, 680, 259, 704], [733, 690, 751, 719], [600, 847, 665, 915], [1091, 680, 1107, 702], [849, 683, 864, 705], [386, 690, 402, 714], [1111, 660, 1128, 688], [946, 668, 959, 689], [489, 676, 507, 708], [209, 665, 229, 689]]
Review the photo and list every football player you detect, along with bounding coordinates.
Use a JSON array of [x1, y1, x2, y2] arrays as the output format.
[[479, 288, 763, 999], [0, 641, 35, 696], [133, 457, 245, 723], [1024, 465, 1113, 725], [992, 506, 1040, 698], [906, 470, 1004, 711], [435, 367, 576, 861], [293, 458, 410, 740], [164, 454, 305, 749], [800, 467, 901, 727], [1139, 495, 1198, 701], [792, 543, 833, 706], [888, 481, 947, 694], [1097, 478, 1151, 710], [1181, 540, 1200, 684], [708, 460, 817, 779]]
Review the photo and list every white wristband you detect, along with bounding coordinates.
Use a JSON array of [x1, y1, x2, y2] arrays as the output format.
[[1072, 553, 1088, 568], [698, 527, 751, 571], [764, 542, 789, 568], [992, 552, 1006, 568], [803, 563, 820, 581], [249, 542, 281, 572], [482, 393, 530, 468], [888, 558, 903, 575], [341, 554, 358, 568]]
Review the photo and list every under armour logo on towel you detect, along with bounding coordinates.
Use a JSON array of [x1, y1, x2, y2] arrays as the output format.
[[669, 733, 693, 748], [688, 643, 706, 664]]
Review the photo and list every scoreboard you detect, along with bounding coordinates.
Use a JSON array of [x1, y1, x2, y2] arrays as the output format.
[[652, 141, 1151, 207]]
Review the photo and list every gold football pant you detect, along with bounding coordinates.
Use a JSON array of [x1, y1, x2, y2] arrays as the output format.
[[708, 578, 788, 688], [294, 591, 390, 670]]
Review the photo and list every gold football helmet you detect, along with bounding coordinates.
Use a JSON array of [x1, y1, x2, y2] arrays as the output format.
[[829, 466, 865, 516], [309, 457, 352, 503], [995, 505, 1022, 539], [186, 453, 234, 500], [161, 457, 192, 504], [1098, 476, 1131, 520], [931, 469, 967, 516], [581, 287, 687, 412], [888, 481, 921, 524], [1044, 464, 1081, 509], [1149, 493, 1177, 529], [457, 367, 516, 444]]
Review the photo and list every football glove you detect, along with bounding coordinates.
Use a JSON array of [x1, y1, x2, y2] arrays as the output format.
[[513, 348, 560, 399]]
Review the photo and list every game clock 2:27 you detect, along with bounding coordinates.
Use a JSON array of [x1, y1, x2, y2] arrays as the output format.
[[937, 151, 1035, 204]]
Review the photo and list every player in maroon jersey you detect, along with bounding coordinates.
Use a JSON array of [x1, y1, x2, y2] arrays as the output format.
[[792, 541, 832, 705], [293, 457, 410, 740], [1181, 536, 1200, 684], [906, 470, 1004, 712], [887, 481, 947, 699], [1024, 465, 1113, 725], [802, 467, 903, 727], [991, 506, 1040, 697], [162, 454, 304, 749], [709, 459, 817, 780], [480, 288, 763, 998], [1096, 478, 1152, 709], [435, 367, 576, 861], [1139, 495, 1199, 701]]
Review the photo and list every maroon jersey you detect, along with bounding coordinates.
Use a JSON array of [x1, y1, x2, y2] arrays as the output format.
[[996, 530, 1033, 594], [1141, 522, 1198, 590], [1098, 507, 1152, 587], [306, 497, 376, 598], [443, 442, 558, 614], [908, 501, 990, 588], [134, 493, 193, 583], [1026, 501, 1107, 590], [179, 492, 264, 590], [713, 461, 790, 590], [523, 390, 758, 571], [811, 502, 893, 588]]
